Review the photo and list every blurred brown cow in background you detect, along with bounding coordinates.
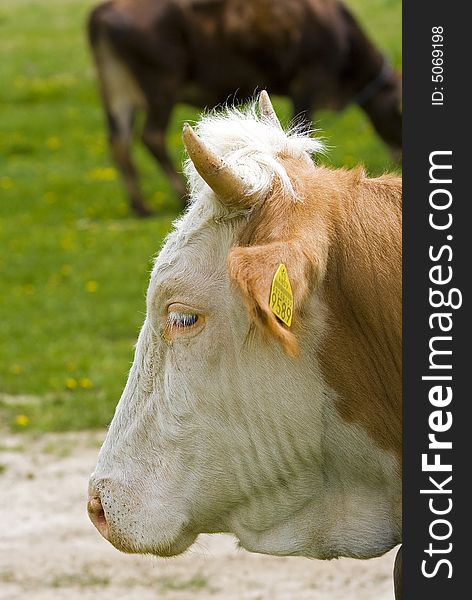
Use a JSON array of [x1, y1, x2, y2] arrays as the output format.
[[88, 0, 402, 216]]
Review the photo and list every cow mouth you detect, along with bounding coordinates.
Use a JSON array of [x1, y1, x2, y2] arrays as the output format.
[[150, 530, 198, 557], [106, 524, 198, 558]]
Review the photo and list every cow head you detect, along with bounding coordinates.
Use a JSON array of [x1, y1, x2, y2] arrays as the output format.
[[88, 92, 400, 561]]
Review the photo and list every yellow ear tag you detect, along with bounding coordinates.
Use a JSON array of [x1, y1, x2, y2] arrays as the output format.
[[269, 263, 293, 327]]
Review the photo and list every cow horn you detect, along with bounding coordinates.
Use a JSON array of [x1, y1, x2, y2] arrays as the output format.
[[259, 90, 283, 130], [182, 124, 251, 205]]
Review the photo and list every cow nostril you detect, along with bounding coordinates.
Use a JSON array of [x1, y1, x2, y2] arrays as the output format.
[[87, 496, 109, 540]]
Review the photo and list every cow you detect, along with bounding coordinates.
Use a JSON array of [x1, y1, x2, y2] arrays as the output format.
[[88, 0, 402, 216], [87, 91, 402, 597]]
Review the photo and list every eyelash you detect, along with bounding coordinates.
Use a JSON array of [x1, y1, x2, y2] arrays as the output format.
[[167, 312, 199, 329]]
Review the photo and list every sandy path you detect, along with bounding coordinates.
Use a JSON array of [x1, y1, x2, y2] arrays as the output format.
[[0, 431, 397, 600]]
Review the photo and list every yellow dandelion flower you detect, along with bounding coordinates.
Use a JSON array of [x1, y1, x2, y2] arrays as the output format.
[[87, 167, 117, 182], [65, 378, 77, 389], [15, 415, 29, 427], [23, 284, 35, 296], [0, 177, 14, 190], [85, 280, 98, 293], [60, 237, 74, 250], [9, 364, 23, 375], [46, 137, 61, 150], [14, 75, 26, 88], [79, 378, 93, 389]]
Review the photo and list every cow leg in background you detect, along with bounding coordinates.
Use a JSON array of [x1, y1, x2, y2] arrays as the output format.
[[141, 109, 188, 209], [289, 67, 329, 129], [290, 83, 316, 128], [88, 25, 153, 217], [107, 110, 152, 217], [393, 545, 402, 600], [126, 62, 188, 209]]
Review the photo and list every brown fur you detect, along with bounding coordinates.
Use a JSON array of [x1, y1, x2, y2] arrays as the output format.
[[228, 160, 401, 457]]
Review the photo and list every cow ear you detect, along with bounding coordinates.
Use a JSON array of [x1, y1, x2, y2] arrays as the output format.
[[228, 241, 315, 357]]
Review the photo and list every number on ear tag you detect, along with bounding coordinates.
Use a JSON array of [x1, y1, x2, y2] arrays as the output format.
[[269, 264, 293, 327]]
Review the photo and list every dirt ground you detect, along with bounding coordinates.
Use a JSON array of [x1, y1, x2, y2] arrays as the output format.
[[0, 431, 397, 600]]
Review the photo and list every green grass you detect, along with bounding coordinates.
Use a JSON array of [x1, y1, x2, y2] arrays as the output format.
[[158, 573, 210, 593], [0, 0, 401, 432]]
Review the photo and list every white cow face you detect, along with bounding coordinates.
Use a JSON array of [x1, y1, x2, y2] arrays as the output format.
[[88, 98, 400, 561], [88, 197, 333, 558]]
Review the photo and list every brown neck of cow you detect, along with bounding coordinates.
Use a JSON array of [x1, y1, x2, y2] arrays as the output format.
[[236, 161, 401, 460], [319, 170, 402, 460], [340, 6, 402, 151]]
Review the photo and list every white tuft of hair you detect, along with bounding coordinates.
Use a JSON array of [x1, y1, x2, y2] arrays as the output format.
[[184, 100, 324, 204]]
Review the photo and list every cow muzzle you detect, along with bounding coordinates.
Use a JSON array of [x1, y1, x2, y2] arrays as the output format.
[[87, 472, 199, 556], [87, 494, 109, 540]]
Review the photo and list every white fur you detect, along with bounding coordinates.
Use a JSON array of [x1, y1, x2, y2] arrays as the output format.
[[184, 102, 323, 203]]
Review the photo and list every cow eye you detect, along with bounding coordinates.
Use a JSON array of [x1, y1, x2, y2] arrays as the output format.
[[167, 311, 199, 329], [163, 304, 204, 340]]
